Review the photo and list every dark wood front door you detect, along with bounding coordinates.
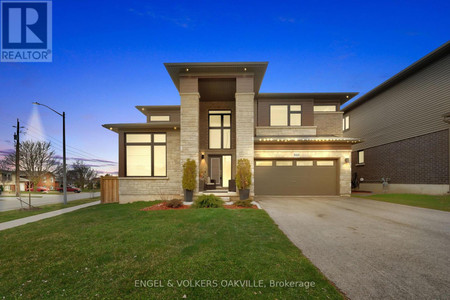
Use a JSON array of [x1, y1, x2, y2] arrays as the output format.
[[209, 156, 222, 186]]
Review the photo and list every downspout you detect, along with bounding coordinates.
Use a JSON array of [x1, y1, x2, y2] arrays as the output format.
[[443, 113, 450, 193]]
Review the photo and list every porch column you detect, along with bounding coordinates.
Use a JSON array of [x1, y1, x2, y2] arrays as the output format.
[[235, 76, 255, 195], [180, 77, 200, 193]]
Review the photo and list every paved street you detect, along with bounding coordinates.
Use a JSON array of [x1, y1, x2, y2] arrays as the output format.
[[259, 196, 450, 300], [0, 192, 100, 211]]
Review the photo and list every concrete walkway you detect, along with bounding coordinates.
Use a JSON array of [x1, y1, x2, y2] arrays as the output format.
[[0, 201, 100, 231], [259, 196, 450, 300]]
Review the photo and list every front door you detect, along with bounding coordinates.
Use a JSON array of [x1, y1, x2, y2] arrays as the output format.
[[209, 156, 222, 186]]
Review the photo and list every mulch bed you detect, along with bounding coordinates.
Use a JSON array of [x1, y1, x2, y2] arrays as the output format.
[[141, 203, 258, 211]]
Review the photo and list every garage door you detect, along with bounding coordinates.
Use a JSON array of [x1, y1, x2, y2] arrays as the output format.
[[254, 159, 338, 195]]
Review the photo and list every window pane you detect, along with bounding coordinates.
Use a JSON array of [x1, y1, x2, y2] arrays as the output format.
[[345, 116, 350, 130], [209, 110, 231, 114], [256, 161, 272, 166], [223, 129, 231, 149], [270, 106, 288, 126], [150, 116, 170, 121], [296, 161, 313, 166], [209, 115, 222, 127], [209, 129, 222, 149], [126, 134, 151, 143], [314, 105, 336, 112], [290, 113, 301, 126], [290, 105, 301, 112], [317, 161, 334, 166], [276, 161, 293, 166], [153, 134, 166, 143], [126, 146, 151, 176], [358, 151, 364, 163], [223, 115, 231, 127], [154, 145, 166, 176], [222, 155, 232, 188]]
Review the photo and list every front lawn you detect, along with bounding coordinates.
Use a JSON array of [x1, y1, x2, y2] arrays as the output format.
[[353, 193, 450, 211], [0, 197, 100, 223], [0, 202, 343, 299]]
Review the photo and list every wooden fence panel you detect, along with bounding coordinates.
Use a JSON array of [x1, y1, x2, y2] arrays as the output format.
[[100, 176, 119, 203]]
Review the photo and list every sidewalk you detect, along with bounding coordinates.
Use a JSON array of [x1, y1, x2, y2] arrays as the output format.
[[0, 201, 100, 232]]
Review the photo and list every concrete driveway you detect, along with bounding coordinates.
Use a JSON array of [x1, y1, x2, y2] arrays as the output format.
[[258, 196, 450, 300]]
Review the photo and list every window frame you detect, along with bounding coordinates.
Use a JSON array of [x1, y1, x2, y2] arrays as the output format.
[[270, 104, 302, 126], [343, 115, 350, 131], [357, 150, 365, 165], [124, 132, 167, 177], [208, 110, 232, 150]]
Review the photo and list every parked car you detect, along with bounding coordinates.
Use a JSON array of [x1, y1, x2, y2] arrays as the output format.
[[57, 186, 81, 193]]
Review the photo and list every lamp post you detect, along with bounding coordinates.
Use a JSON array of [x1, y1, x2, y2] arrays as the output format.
[[33, 102, 67, 205]]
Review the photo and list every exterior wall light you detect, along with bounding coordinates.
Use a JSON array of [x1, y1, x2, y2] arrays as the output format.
[[201, 152, 205, 159], [344, 158, 350, 164]]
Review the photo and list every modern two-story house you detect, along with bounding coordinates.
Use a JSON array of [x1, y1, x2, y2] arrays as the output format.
[[343, 42, 450, 195], [103, 62, 361, 203]]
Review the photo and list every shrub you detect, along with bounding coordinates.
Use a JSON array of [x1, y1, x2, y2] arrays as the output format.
[[193, 194, 224, 208], [236, 158, 252, 190], [182, 159, 197, 191], [234, 199, 253, 207], [166, 199, 184, 208]]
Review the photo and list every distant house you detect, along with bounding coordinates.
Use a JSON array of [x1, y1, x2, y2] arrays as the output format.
[[24, 172, 59, 191], [0, 170, 29, 192], [103, 62, 361, 203], [343, 42, 450, 194]]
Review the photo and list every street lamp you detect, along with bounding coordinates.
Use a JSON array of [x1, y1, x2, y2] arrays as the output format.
[[33, 102, 67, 205]]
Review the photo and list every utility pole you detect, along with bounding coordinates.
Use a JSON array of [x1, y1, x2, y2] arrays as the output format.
[[13, 119, 22, 197]]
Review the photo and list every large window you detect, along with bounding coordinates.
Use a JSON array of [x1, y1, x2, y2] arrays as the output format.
[[358, 150, 365, 164], [270, 105, 301, 126], [209, 110, 231, 149], [125, 133, 166, 177]]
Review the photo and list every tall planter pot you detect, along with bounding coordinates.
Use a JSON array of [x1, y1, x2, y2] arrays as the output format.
[[184, 189, 194, 202], [239, 189, 250, 200]]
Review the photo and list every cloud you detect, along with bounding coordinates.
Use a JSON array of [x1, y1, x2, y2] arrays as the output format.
[[128, 7, 192, 28], [278, 17, 296, 23]]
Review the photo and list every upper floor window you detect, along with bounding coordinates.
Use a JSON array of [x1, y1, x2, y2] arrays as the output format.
[[270, 105, 301, 126], [125, 133, 167, 177], [343, 115, 350, 131], [358, 150, 365, 164], [150, 116, 170, 122], [209, 110, 231, 149], [314, 105, 336, 112]]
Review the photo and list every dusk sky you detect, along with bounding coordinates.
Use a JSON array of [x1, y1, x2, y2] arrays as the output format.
[[0, 0, 449, 175]]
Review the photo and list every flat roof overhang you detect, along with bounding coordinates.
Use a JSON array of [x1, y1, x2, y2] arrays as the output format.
[[258, 93, 358, 104], [164, 62, 268, 94], [102, 122, 180, 133], [255, 136, 362, 144]]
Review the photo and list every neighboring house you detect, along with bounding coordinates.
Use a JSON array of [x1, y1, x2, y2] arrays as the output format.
[[24, 172, 59, 191], [0, 170, 29, 192], [343, 42, 450, 195], [103, 62, 361, 203]]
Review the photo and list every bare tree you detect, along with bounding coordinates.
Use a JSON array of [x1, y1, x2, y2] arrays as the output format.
[[68, 160, 97, 189], [4, 141, 57, 199]]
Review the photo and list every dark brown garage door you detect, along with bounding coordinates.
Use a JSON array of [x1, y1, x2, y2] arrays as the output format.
[[254, 159, 338, 195]]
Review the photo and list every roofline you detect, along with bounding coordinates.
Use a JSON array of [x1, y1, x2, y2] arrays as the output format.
[[343, 41, 450, 112], [102, 122, 180, 133], [164, 61, 268, 94], [258, 92, 358, 104], [135, 105, 180, 110]]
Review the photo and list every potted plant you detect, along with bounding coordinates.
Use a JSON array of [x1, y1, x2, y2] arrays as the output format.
[[182, 159, 197, 202], [236, 158, 252, 200]]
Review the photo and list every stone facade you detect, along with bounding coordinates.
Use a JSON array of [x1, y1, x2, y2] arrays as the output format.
[[254, 149, 352, 196], [236, 92, 255, 193], [180, 92, 200, 192], [119, 130, 181, 203], [314, 112, 344, 137]]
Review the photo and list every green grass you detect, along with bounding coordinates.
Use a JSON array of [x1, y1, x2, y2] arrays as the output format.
[[0, 197, 100, 223], [353, 193, 450, 211], [0, 202, 343, 299]]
